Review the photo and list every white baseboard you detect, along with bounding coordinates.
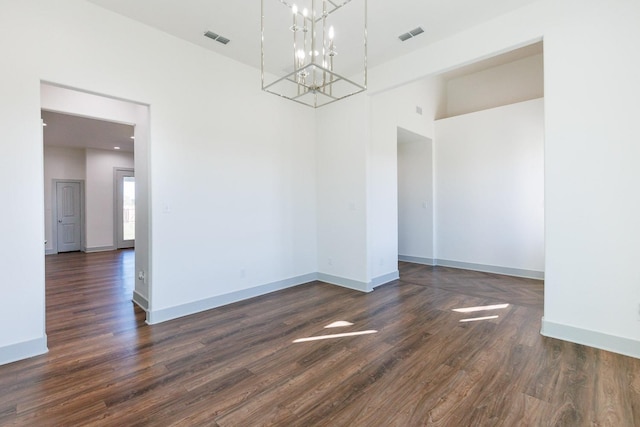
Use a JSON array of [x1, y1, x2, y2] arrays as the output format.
[[398, 255, 435, 266], [371, 270, 400, 288], [398, 256, 543, 280], [434, 259, 544, 280], [147, 270, 401, 325], [147, 273, 318, 325], [85, 245, 116, 253], [317, 273, 372, 292], [541, 318, 640, 359], [317, 271, 399, 292], [0, 335, 48, 366], [45, 249, 57, 255], [132, 290, 149, 311]]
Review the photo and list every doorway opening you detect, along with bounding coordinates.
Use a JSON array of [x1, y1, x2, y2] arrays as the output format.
[[115, 168, 135, 249], [41, 82, 151, 330], [397, 127, 434, 265]]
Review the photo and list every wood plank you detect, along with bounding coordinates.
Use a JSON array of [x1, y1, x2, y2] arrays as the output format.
[[0, 251, 638, 426]]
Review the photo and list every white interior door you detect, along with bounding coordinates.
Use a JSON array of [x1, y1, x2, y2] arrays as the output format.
[[116, 169, 135, 249], [56, 181, 82, 253]]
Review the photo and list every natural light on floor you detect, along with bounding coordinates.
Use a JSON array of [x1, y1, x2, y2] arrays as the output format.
[[452, 303, 509, 323], [293, 320, 376, 343], [452, 303, 509, 313], [293, 330, 378, 343], [459, 315, 500, 323], [325, 321, 354, 328]]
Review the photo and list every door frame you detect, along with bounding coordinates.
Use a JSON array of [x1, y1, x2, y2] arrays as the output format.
[[42, 81, 152, 321], [51, 179, 86, 255], [114, 167, 135, 249]]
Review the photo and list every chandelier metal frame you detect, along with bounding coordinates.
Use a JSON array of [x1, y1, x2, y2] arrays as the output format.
[[261, 0, 367, 108]]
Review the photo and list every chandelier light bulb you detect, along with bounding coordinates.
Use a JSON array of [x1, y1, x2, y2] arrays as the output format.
[[261, 0, 367, 108]]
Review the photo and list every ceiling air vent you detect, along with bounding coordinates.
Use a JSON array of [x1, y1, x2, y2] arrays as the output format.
[[398, 27, 424, 42], [204, 31, 230, 45]]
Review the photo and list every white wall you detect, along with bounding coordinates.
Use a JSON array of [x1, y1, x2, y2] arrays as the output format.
[[398, 136, 434, 261], [387, 57, 542, 272], [0, 59, 46, 363], [541, 0, 640, 357], [43, 146, 86, 253], [315, 95, 369, 290], [0, 0, 316, 364], [434, 99, 544, 275], [367, 78, 443, 284], [315, 77, 443, 290], [365, 0, 640, 358], [85, 148, 134, 250], [444, 54, 544, 118]]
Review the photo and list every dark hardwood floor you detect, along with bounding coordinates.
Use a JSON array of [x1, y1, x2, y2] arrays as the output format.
[[0, 251, 638, 426]]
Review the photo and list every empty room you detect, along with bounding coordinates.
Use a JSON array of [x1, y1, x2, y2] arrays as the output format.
[[1, 0, 639, 425]]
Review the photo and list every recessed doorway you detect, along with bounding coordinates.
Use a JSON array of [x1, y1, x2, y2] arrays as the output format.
[[115, 168, 135, 249]]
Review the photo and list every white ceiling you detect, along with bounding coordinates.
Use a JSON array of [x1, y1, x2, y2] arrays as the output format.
[[86, 0, 541, 73], [45, 1, 543, 151], [42, 110, 135, 153]]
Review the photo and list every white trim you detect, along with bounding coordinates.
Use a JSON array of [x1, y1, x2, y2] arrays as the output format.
[[0, 336, 48, 366], [317, 271, 399, 292], [45, 249, 58, 256], [398, 255, 435, 266], [317, 273, 372, 292], [85, 245, 117, 253], [147, 273, 318, 325], [132, 290, 149, 311], [541, 318, 640, 360], [371, 270, 400, 288], [397, 257, 543, 279], [435, 259, 544, 280], [148, 271, 401, 325]]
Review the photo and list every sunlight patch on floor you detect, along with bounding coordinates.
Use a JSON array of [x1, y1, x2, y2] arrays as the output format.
[[459, 315, 500, 323], [293, 330, 378, 343], [325, 320, 354, 328], [452, 303, 509, 313], [453, 303, 509, 323]]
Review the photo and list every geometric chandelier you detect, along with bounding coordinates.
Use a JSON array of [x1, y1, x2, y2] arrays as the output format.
[[261, 0, 367, 108]]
